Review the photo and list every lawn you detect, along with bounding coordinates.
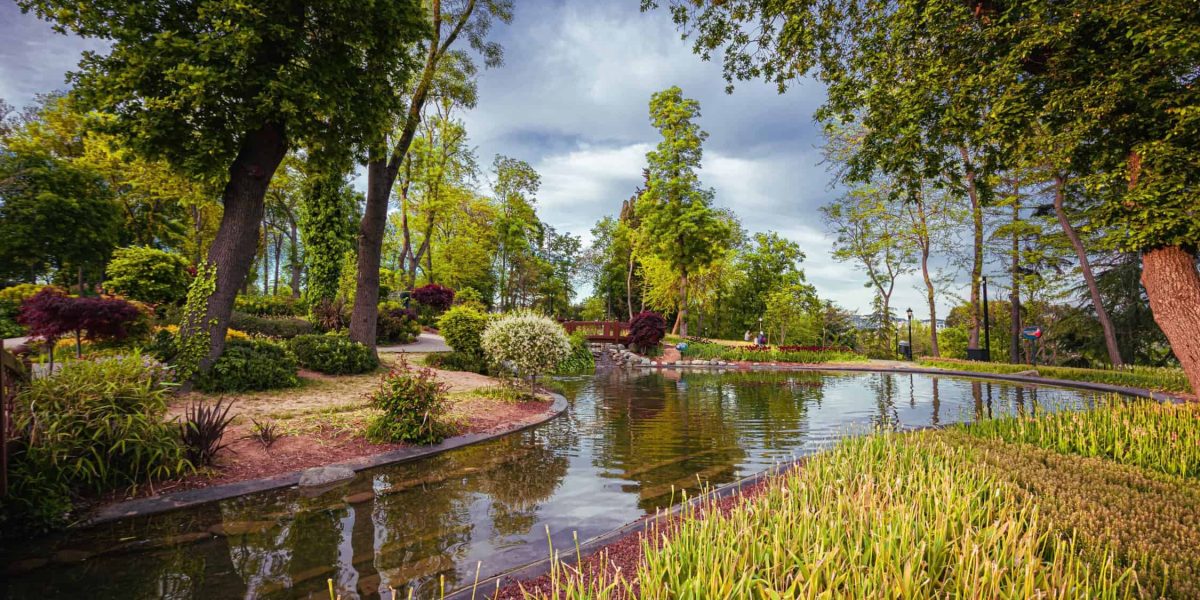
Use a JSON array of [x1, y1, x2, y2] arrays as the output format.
[[517, 398, 1200, 599]]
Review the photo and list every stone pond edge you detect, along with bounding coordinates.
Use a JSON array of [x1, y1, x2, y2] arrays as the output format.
[[85, 392, 569, 525]]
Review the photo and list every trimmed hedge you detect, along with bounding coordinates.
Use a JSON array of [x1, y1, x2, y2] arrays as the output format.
[[228, 311, 315, 339], [289, 333, 378, 375], [195, 339, 299, 392]]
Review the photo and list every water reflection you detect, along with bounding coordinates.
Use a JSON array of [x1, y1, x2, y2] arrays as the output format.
[[4, 371, 1099, 600]]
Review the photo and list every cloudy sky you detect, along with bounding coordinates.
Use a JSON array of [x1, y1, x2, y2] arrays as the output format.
[[0, 0, 960, 318]]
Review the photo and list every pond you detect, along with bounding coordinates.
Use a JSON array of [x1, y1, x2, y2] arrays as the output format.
[[3, 368, 1103, 599]]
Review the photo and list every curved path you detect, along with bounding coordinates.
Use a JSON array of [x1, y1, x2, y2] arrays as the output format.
[[378, 332, 451, 353]]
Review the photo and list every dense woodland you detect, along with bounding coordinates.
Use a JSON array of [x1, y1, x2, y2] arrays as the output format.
[[0, 0, 1196, 388]]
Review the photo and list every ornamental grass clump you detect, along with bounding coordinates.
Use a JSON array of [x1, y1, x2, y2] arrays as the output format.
[[524, 431, 1138, 599], [961, 396, 1200, 480], [366, 356, 452, 445], [482, 311, 571, 395], [940, 429, 1200, 599]]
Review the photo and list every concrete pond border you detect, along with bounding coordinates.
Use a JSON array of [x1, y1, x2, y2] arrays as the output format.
[[86, 393, 568, 525]]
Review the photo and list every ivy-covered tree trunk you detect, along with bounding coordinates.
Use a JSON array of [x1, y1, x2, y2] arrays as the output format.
[[191, 122, 288, 376], [1010, 199, 1022, 364], [1141, 246, 1200, 394]]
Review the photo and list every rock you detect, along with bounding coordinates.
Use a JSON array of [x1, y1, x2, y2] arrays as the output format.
[[299, 466, 356, 488], [640, 358, 652, 366], [617, 344, 626, 350]]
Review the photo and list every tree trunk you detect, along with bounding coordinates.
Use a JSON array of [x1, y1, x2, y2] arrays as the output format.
[[959, 146, 983, 350], [626, 250, 636, 320], [1053, 175, 1123, 367], [348, 156, 391, 354], [192, 121, 288, 376], [1141, 245, 1200, 392], [347, 0, 474, 350], [262, 213, 270, 294], [1010, 195, 1022, 363], [920, 246, 939, 357], [678, 270, 689, 337], [289, 220, 301, 298]]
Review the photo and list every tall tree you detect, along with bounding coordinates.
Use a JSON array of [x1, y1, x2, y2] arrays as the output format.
[[349, 0, 512, 354], [638, 86, 731, 337], [20, 0, 427, 378], [822, 185, 915, 354], [648, 0, 1200, 391]]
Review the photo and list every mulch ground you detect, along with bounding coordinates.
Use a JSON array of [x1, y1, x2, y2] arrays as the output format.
[[100, 396, 554, 503]]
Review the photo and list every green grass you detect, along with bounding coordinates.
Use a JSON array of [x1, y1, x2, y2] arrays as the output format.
[[916, 357, 1192, 394], [681, 341, 867, 364]]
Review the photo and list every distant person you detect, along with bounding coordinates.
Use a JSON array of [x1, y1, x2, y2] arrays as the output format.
[[757, 331, 767, 346], [744, 330, 751, 342]]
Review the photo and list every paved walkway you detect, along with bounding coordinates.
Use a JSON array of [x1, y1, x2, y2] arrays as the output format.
[[2, 336, 29, 348], [379, 332, 451, 353]]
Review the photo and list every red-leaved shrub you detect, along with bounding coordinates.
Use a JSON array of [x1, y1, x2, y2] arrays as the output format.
[[18, 289, 141, 344], [628, 311, 667, 352], [411, 284, 456, 312]]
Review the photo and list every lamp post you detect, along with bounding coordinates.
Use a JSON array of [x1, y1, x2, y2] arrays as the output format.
[[906, 307, 913, 360], [982, 275, 991, 361]]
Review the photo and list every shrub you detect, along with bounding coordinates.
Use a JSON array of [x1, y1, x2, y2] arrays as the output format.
[[309, 297, 348, 331], [0, 302, 22, 338], [234, 293, 303, 317], [0, 283, 63, 305], [195, 339, 299, 392], [17, 289, 143, 353], [454, 287, 485, 309], [180, 399, 235, 466], [289, 333, 378, 375], [555, 331, 595, 374], [424, 350, 489, 374], [481, 311, 571, 393], [412, 283, 455, 312], [438, 305, 489, 356], [628, 311, 666, 352], [376, 305, 421, 344], [365, 357, 452, 444], [229, 311, 315, 339], [9, 354, 188, 494], [104, 246, 190, 305]]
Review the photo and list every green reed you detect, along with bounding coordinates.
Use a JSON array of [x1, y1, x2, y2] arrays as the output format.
[[961, 396, 1200, 480], [524, 432, 1139, 599]]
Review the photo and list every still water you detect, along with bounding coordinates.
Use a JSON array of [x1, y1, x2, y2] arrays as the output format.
[[3, 369, 1099, 599]]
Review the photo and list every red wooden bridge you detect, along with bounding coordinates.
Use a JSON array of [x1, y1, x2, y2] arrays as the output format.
[[560, 320, 631, 344]]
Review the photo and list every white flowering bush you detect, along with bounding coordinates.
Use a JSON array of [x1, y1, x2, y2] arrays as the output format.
[[481, 311, 572, 394]]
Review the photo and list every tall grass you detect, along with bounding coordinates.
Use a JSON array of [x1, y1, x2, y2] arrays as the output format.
[[941, 429, 1200, 599], [917, 357, 1192, 394], [524, 432, 1139, 599], [961, 397, 1200, 480]]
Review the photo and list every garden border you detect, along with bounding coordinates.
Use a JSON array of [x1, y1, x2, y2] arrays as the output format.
[[448, 364, 1188, 597], [85, 392, 568, 525]]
